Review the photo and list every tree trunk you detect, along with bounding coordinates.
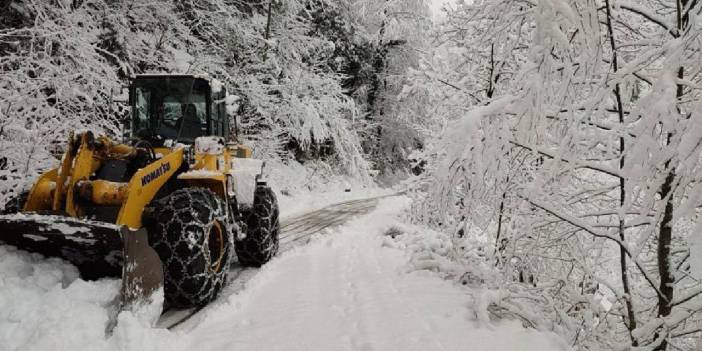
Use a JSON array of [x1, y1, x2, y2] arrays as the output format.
[[263, 0, 273, 61], [655, 169, 675, 351], [604, 0, 637, 344], [653, 1, 688, 349], [494, 189, 506, 264]]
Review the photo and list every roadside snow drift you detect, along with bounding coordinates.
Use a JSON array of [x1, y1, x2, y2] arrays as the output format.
[[0, 196, 569, 351]]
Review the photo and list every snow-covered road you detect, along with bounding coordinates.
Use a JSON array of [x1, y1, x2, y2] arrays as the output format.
[[183, 196, 567, 351], [158, 195, 389, 329], [0, 195, 569, 351]]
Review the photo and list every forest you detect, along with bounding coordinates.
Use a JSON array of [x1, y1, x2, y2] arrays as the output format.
[[1, 0, 701, 350]]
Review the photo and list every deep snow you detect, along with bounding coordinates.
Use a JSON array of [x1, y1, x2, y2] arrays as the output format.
[[0, 194, 569, 351]]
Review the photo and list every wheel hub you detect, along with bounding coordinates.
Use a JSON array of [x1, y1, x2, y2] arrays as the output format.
[[208, 221, 225, 273]]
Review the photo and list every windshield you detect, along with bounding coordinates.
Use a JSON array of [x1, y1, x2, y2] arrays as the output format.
[[132, 77, 210, 144]]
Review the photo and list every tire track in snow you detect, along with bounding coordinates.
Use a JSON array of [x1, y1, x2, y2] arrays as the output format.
[[363, 234, 448, 351], [164, 194, 388, 331], [278, 201, 380, 250], [339, 228, 447, 351]]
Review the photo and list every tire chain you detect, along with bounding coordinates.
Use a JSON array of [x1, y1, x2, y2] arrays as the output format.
[[150, 188, 234, 307], [235, 186, 280, 266]]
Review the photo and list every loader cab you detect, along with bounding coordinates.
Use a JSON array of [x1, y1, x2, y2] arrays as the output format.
[[129, 75, 230, 145]]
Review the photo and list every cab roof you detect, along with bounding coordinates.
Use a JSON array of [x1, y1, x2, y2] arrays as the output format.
[[132, 74, 213, 81]]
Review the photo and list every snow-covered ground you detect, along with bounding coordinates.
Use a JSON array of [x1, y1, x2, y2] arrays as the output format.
[[0, 193, 569, 351]]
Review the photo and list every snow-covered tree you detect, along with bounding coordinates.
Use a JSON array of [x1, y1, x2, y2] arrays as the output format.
[[0, 0, 377, 204], [334, 0, 432, 183], [411, 0, 702, 349]]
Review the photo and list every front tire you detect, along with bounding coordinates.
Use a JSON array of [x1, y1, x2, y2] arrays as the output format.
[[235, 185, 279, 266], [147, 188, 233, 308]]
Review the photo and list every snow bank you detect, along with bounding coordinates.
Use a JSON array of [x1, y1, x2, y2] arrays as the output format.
[[0, 246, 114, 351], [0, 246, 183, 351]]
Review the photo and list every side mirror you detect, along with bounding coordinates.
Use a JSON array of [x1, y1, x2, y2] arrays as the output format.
[[225, 93, 241, 142]]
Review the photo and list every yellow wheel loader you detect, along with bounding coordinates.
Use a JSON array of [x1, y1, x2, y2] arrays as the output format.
[[0, 74, 280, 312]]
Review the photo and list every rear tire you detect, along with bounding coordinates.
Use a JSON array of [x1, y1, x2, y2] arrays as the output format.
[[235, 185, 279, 266], [147, 188, 233, 308]]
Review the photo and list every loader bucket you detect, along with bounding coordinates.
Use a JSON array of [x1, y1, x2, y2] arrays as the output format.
[[0, 213, 124, 279], [0, 214, 165, 313], [120, 227, 164, 309]]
